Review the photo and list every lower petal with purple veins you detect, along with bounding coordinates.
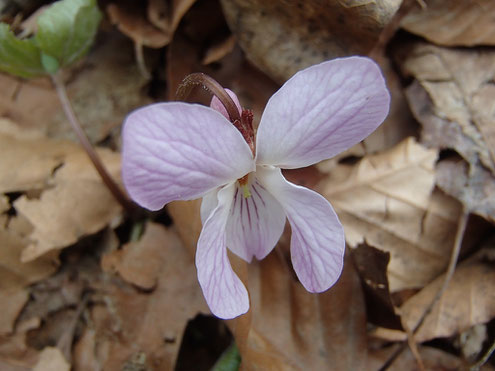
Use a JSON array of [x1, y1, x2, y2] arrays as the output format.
[[196, 183, 249, 319], [226, 176, 286, 262]]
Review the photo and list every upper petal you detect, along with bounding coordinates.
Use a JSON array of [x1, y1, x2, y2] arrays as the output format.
[[257, 167, 345, 292], [122, 102, 255, 210], [226, 175, 286, 262], [256, 57, 390, 168], [196, 183, 250, 319]]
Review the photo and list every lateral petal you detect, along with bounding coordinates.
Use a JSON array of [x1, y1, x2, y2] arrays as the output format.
[[257, 167, 345, 292], [196, 183, 250, 319], [122, 102, 255, 210], [256, 57, 390, 168], [226, 175, 286, 262]]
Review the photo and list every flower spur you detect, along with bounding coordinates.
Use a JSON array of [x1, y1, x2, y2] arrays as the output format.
[[122, 57, 390, 319]]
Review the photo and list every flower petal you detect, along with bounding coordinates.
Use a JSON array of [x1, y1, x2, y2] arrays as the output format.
[[257, 167, 345, 292], [256, 57, 390, 168], [122, 102, 255, 210], [200, 188, 219, 224], [226, 175, 286, 262], [210, 88, 242, 120], [196, 183, 250, 319]]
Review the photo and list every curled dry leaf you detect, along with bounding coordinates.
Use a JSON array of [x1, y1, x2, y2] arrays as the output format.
[[399, 262, 495, 343], [220, 0, 402, 83], [14, 146, 123, 262], [202, 34, 237, 65], [401, 42, 495, 172], [91, 224, 207, 370], [320, 137, 461, 291], [436, 159, 495, 224], [401, 0, 495, 47]]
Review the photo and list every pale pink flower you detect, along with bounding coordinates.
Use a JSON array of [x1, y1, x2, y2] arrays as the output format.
[[122, 57, 390, 319]]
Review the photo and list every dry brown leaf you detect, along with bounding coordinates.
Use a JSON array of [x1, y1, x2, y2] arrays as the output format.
[[401, 0, 495, 47], [14, 148, 123, 262], [107, 0, 196, 48], [400, 262, 495, 343], [401, 42, 495, 172], [353, 243, 401, 329], [202, 35, 237, 65], [0, 119, 76, 193], [102, 223, 171, 290], [0, 32, 149, 143], [320, 137, 462, 291], [0, 195, 9, 214], [0, 317, 41, 370], [368, 344, 468, 370], [436, 159, 495, 224], [32, 347, 70, 371], [91, 224, 207, 370], [0, 289, 29, 335], [0, 227, 57, 291], [220, 0, 402, 83], [72, 329, 100, 371], [234, 249, 368, 370]]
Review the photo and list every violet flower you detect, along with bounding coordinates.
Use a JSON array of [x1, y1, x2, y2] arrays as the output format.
[[122, 57, 390, 319]]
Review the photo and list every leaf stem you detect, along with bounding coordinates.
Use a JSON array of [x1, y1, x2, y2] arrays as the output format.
[[50, 72, 137, 215]]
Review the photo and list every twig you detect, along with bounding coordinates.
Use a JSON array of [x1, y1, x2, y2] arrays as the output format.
[[134, 42, 151, 79], [379, 209, 469, 371], [51, 72, 136, 215]]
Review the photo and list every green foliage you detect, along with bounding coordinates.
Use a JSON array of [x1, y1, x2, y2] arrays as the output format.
[[211, 343, 241, 371], [0, 23, 44, 78], [0, 0, 101, 78], [35, 0, 102, 68]]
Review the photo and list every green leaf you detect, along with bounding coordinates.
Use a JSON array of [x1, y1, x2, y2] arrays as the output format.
[[211, 343, 241, 371], [0, 23, 45, 78], [35, 0, 102, 68]]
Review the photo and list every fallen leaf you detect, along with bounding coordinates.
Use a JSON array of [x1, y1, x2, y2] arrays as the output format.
[[0, 119, 75, 193], [0, 227, 58, 291], [220, 0, 402, 83], [101, 223, 171, 290], [72, 329, 100, 371], [202, 34, 237, 65], [401, 42, 495, 172], [233, 249, 368, 370], [0, 195, 9, 214], [32, 347, 70, 371], [91, 224, 207, 370], [353, 243, 401, 329], [14, 147, 123, 262], [436, 158, 495, 224], [0, 317, 41, 370], [320, 137, 461, 291], [400, 262, 495, 342], [368, 344, 468, 370], [107, 0, 196, 48], [0, 289, 29, 335], [401, 0, 495, 47]]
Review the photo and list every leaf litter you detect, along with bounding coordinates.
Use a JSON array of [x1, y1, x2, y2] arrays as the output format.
[[0, 0, 495, 370]]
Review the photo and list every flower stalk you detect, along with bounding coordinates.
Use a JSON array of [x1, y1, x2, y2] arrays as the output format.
[[51, 72, 136, 215]]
